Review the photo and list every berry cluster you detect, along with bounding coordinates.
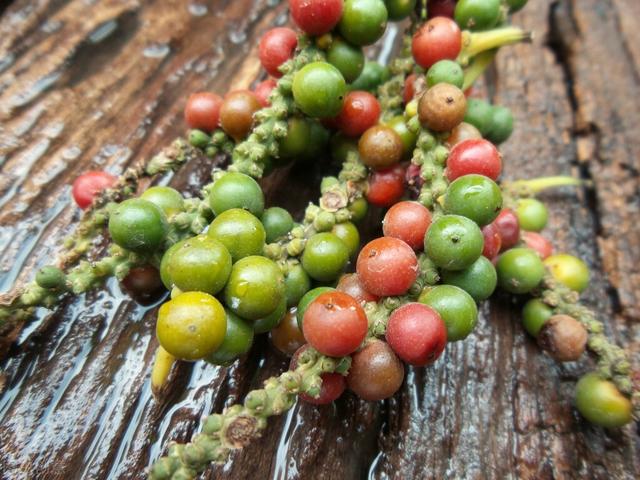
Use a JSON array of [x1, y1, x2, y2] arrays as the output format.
[[1, 1, 636, 479]]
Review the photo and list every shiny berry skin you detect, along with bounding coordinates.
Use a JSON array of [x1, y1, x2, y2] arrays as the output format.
[[347, 339, 404, 401], [522, 231, 553, 259], [301, 232, 350, 282], [419, 284, 478, 341], [350, 61, 390, 92], [356, 237, 419, 296], [446, 139, 502, 181], [207, 208, 266, 262], [184, 92, 223, 132], [296, 286, 336, 329], [386, 116, 417, 156], [383, 201, 432, 250], [425, 214, 484, 271], [220, 90, 261, 141], [496, 247, 545, 294], [279, 117, 312, 160], [253, 296, 287, 334], [140, 186, 184, 217], [385, 0, 416, 20], [290, 345, 347, 404], [271, 308, 307, 356], [284, 264, 312, 308], [108, 199, 168, 252], [403, 73, 419, 104], [290, 0, 344, 36], [72, 171, 117, 209], [167, 235, 232, 295], [426, 59, 464, 88], [339, 0, 388, 46], [335, 91, 381, 137], [209, 172, 265, 217], [544, 253, 590, 293], [157, 292, 227, 361], [206, 309, 255, 366], [386, 303, 447, 366], [427, 0, 456, 18], [121, 265, 165, 303], [302, 291, 368, 356], [492, 208, 520, 251], [455, 0, 501, 31], [366, 164, 405, 207], [464, 98, 493, 135], [441, 255, 497, 301], [521, 298, 553, 337], [331, 221, 360, 257], [443, 174, 503, 226], [412, 17, 462, 69], [327, 37, 365, 83], [481, 222, 502, 260], [516, 198, 548, 232], [486, 105, 514, 144], [336, 273, 378, 303], [418, 83, 467, 132], [446, 122, 482, 148], [259, 27, 298, 78], [261, 206, 294, 243], [359, 125, 404, 170], [575, 373, 633, 428], [293, 62, 347, 118], [254, 78, 278, 107]]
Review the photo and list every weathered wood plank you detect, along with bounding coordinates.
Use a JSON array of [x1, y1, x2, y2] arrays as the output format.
[[0, 1, 638, 479]]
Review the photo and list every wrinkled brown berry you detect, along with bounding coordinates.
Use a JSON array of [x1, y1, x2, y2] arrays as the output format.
[[347, 339, 404, 401], [418, 83, 466, 132], [358, 125, 404, 170], [537, 314, 587, 362], [446, 122, 482, 147], [220, 90, 261, 141]]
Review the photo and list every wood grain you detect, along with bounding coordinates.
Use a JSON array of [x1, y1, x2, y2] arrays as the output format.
[[0, 1, 638, 479]]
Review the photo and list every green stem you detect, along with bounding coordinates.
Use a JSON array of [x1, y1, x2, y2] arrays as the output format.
[[458, 27, 532, 66], [508, 175, 584, 193]]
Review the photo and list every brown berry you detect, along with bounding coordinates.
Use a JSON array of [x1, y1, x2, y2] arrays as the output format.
[[220, 90, 261, 141], [537, 314, 587, 362], [270, 308, 306, 357], [446, 122, 482, 148], [121, 265, 165, 304], [347, 339, 404, 401], [358, 125, 404, 170], [418, 83, 467, 132]]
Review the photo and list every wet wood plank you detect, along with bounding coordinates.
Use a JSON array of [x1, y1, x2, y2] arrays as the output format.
[[0, 0, 638, 479]]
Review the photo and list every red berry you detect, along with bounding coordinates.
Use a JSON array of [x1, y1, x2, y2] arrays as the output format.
[[493, 208, 520, 251], [184, 92, 223, 132], [356, 237, 419, 296], [523, 231, 553, 259], [427, 0, 457, 19], [290, 0, 344, 36], [290, 345, 346, 404], [446, 139, 502, 181], [383, 201, 432, 250], [335, 91, 381, 137], [254, 78, 278, 107], [403, 73, 417, 104], [336, 273, 378, 303], [412, 17, 462, 69], [259, 28, 298, 78], [481, 222, 502, 260], [302, 291, 368, 356], [386, 303, 447, 366], [367, 164, 406, 207], [72, 170, 117, 209]]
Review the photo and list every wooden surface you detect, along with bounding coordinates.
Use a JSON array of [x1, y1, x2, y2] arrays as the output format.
[[0, 0, 639, 479]]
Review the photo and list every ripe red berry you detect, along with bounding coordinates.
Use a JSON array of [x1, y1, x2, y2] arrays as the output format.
[[403, 73, 417, 104], [366, 164, 406, 207], [290, 0, 344, 36], [427, 0, 457, 19], [493, 208, 520, 251], [259, 28, 298, 78], [412, 17, 462, 69], [254, 78, 278, 107], [184, 92, 223, 132], [383, 201, 432, 250], [72, 170, 117, 209], [446, 139, 502, 181], [336, 273, 378, 303], [290, 345, 346, 404], [481, 222, 502, 260], [335, 91, 381, 137], [523, 231, 553, 259], [356, 237, 419, 296], [386, 303, 447, 366], [302, 291, 368, 356]]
